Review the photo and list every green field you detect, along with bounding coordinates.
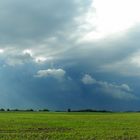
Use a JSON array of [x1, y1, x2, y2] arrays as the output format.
[[0, 112, 139, 140]]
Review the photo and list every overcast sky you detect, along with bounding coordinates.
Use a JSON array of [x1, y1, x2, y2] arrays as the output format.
[[0, 0, 140, 111]]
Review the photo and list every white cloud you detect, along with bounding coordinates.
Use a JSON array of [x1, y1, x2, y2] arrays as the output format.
[[77, 0, 140, 42], [23, 49, 33, 57], [34, 56, 53, 64], [82, 74, 136, 100], [35, 68, 66, 80], [121, 84, 132, 92], [98, 81, 135, 100], [5, 50, 33, 66], [0, 49, 4, 53], [81, 74, 96, 84]]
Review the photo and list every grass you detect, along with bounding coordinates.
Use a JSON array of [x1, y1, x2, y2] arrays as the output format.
[[0, 112, 139, 139]]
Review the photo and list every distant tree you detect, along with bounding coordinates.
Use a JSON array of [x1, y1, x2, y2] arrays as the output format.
[[43, 109, 49, 112], [0, 108, 5, 111], [26, 109, 34, 112], [13, 109, 19, 111], [67, 108, 71, 112], [7, 109, 10, 111], [39, 109, 49, 112]]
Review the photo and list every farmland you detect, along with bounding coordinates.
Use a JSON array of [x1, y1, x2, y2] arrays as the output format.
[[0, 112, 139, 140]]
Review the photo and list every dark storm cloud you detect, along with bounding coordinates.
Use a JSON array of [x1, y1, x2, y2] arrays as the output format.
[[57, 25, 140, 76], [0, 0, 140, 111], [0, 0, 91, 45]]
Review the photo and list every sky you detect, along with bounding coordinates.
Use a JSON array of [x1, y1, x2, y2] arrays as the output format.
[[0, 0, 140, 111]]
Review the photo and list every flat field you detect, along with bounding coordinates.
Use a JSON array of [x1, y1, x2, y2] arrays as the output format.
[[0, 112, 139, 140]]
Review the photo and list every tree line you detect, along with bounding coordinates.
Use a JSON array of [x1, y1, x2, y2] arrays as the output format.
[[0, 108, 49, 112]]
